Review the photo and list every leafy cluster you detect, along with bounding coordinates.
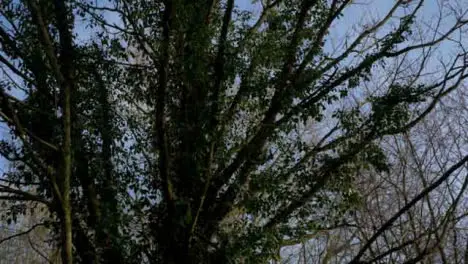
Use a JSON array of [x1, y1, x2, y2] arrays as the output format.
[[0, 0, 466, 263]]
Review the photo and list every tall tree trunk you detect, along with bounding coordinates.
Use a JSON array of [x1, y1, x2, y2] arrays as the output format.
[[52, 0, 75, 262], [95, 67, 123, 264]]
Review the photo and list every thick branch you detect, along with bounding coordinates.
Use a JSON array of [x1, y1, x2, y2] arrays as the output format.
[[154, 0, 174, 207], [209, 0, 235, 132]]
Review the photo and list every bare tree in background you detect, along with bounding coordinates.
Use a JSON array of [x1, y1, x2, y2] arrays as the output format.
[[280, 79, 468, 264]]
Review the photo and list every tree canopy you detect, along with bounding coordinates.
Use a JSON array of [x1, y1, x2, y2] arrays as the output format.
[[0, 0, 467, 263]]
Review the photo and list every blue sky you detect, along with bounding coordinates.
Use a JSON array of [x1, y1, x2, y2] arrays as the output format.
[[0, 0, 459, 203], [0, 0, 463, 229], [0, 0, 458, 184]]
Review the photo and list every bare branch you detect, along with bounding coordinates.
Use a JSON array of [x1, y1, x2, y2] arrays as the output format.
[[350, 154, 468, 263], [0, 223, 46, 246]]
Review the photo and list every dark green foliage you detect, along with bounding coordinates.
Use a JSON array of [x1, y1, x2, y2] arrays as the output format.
[[0, 0, 466, 263]]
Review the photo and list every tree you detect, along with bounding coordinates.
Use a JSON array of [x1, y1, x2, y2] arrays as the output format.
[[280, 87, 468, 263], [0, 0, 467, 263]]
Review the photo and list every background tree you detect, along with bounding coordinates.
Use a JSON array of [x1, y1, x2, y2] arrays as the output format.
[[0, 0, 467, 263], [280, 87, 468, 263]]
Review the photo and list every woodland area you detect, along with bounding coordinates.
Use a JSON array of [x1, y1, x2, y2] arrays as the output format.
[[0, 0, 467, 263]]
